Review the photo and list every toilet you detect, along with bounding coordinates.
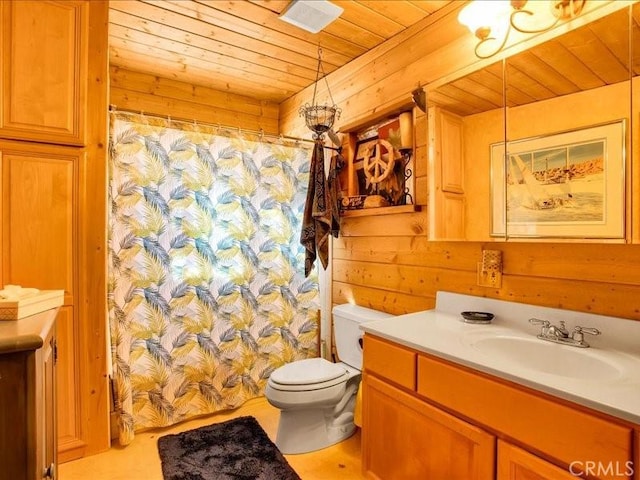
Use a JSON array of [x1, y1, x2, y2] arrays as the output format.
[[265, 303, 393, 454]]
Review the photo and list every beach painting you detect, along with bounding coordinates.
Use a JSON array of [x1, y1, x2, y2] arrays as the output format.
[[490, 120, 625, 239]]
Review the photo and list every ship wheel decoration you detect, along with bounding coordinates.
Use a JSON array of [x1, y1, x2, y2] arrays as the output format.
[[362, 139, 396, 189]]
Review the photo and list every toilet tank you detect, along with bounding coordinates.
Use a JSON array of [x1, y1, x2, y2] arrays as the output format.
[[332, 304, 394, 370]]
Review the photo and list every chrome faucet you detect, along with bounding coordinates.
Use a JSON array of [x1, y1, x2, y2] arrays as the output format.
[[528, 318, 600, 348], [547, 320, 569, 339]]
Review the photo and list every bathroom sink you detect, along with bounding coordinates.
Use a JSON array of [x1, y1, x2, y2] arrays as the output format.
[[464, 334, 624, 381]]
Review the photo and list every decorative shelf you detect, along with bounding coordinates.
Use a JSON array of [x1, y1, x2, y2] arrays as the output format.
[[340, 204, 421, 218]]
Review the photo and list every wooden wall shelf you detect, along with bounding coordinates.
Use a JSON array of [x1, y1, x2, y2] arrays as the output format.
[[340, 205, 421, 218]]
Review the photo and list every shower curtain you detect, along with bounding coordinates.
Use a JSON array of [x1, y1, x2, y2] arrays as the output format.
[[108, 112, 319, 445]]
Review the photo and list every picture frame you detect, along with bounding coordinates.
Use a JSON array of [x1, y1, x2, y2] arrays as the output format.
[[490, 119, 626, 239]]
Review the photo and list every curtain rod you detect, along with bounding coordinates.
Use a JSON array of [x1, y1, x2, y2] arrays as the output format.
[[109, 105, 316, 146]]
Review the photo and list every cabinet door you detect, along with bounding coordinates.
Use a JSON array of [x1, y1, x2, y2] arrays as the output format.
[[427, 106, 465, 239], [362, 372, 495, 480], [0, 0, 87, 145], [39, 324, 57, 480], [497, 440, 581, 480], [0, 350, 30, 479], [0, 140, 82, 462]]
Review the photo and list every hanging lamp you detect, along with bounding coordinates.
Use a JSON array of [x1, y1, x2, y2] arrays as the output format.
[[300, 46, 341, 139]]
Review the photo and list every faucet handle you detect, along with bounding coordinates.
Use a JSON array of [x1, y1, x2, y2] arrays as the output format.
[[529, 318, 550, 336], [572, 326, 601, 346], [529, 318, 550, 327], [573, 326, 601, 336]]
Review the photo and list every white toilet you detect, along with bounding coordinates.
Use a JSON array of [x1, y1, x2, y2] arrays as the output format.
[[265, 303, 393, 454]]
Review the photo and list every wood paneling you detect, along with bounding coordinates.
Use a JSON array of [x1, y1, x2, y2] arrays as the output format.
[[79, 0, 110, 458], [268, 1, 640, 332], [280, 1, 626, 137], [334, 233, 640, 320], [107, 1, 451, 103], [110, 67, 280, 134]]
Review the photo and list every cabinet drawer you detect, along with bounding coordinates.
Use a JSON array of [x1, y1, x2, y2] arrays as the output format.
[[363, 335, 416, 390], [417, 354, 633, 479]]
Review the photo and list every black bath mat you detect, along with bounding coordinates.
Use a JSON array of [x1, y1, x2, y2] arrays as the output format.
[[157, 415, 301, 480]]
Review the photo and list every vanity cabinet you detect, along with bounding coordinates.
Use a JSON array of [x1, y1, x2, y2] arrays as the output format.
[[362, 334, 635, 480], [0, 309, 58, 480], [0, 0, 88, 146], [362, 335, 495, 480]]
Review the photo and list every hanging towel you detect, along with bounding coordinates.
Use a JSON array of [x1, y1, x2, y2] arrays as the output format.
[[327, 149, 345, 237], [301, 139, 341, 277], [353, 380, 363, 427]]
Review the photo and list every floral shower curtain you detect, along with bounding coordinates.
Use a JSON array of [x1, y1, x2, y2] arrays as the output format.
[[108, 112, 319, 445]]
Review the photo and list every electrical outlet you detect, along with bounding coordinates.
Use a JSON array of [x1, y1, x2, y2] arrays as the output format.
[[477, 262, 502, 288]]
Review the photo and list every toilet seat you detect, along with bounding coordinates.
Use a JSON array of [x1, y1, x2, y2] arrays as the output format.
[[268, 358, 348, 392]]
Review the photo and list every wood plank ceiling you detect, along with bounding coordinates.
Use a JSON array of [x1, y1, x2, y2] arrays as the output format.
[[429, 5, 640, 117], [109, 1, 639, 118], [108, 0, 453, 104]]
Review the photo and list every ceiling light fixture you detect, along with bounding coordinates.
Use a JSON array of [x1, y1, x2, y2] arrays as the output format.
[[300, 46, 341, 140], [279, 0, 343, 34], [458, 0, 586, 59]]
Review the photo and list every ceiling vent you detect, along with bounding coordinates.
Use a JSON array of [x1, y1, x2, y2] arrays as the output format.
[[279, 0, 343, 34]]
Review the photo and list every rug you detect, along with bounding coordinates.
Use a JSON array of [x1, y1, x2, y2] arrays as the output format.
[[157, 416, 301, 480]]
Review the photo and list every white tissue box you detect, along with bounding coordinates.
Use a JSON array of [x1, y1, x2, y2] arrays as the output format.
[[0, 290, 64, 320]]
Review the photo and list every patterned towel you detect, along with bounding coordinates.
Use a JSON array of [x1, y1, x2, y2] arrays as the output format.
[[300, 139, 343, 277]]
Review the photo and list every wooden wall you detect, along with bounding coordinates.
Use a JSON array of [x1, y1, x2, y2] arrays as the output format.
[[109, 66, 280, 134], [281, 1, 640, 323], [107, 3, 640, 325]]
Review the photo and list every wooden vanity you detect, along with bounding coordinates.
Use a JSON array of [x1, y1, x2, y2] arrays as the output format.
[[360, 293, 640, 480], [0, 308, 58, 480]]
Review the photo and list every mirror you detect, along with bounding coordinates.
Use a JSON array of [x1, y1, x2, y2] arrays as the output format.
[[427, 5, 632, 243], [503, 7, 631, 241], [631, 2, 640, 243], [426, 60, 505, 241]]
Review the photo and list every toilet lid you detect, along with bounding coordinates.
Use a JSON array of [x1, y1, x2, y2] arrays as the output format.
[[270, 358, 347, 386]]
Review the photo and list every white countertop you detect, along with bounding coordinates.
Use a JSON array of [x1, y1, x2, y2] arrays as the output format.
[[360, 292, 640, 424]]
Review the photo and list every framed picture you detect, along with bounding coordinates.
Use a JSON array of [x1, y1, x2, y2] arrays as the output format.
[[490, 119, 626, 239]]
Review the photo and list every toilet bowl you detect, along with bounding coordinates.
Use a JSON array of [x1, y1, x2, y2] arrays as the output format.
[[265, 304, 394, 454]]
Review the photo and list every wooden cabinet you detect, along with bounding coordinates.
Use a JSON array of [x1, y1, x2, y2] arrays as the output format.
[[0, 140, 82, 461], [362, 334, 636, 480], [416, 353, 633, 479], [363, 372, 495, 480], [0, 0, 88, 146], [497, 441, 579, 480], [0, 0, 109, 461], [427, 106, 465, 239], [0, 309, 58, 480]]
